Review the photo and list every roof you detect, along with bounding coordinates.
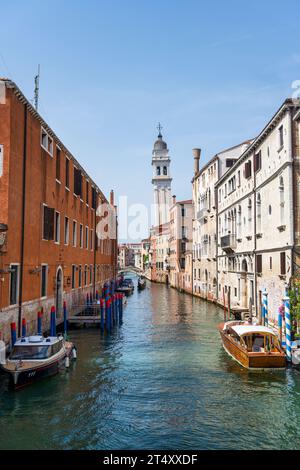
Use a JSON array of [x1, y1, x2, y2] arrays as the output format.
[[216, 98, 300, 187], [230, 325, 276, 336], [192, 139, 253, 183], [176, 199, 192, 205]]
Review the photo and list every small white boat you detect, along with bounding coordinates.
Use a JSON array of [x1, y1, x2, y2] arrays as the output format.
[[1, 335, 77, 390]]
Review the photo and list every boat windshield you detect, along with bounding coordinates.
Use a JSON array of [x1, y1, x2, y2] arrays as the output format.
[[242, 333, 281, 353], [10, 345, 51, 360]]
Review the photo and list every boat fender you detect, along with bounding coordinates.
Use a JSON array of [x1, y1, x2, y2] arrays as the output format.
[[72, 347, 77, 359], [65, 356, 70, 368]]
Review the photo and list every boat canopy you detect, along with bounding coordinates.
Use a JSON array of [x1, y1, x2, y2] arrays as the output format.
[[230, 325, 276, 337]]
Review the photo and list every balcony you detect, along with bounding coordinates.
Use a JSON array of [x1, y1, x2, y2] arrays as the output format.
[[197, 208, 208, 221], [220, 234, 236, 252]]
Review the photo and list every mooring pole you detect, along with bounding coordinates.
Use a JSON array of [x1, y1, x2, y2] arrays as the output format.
[[37, 310, 42, 335], [284, 295, 292, 361], [21, 318, 26, 338]]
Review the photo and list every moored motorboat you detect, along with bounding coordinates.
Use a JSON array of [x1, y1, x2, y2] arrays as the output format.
[[1, 335, 77, 390], [219, 321, 286, 369], [137, 277, 146, 291]]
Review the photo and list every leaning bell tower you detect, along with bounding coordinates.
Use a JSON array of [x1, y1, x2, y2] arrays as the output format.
[[151, 124, 172, 227]]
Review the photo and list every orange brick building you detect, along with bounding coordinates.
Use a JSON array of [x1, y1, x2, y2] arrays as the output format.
[[0, 79, 118, 343]]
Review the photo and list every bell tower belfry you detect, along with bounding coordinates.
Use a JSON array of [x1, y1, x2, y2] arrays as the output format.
[[152, 124, 172, 227]]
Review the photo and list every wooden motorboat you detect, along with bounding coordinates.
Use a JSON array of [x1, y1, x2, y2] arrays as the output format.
[[1, 335, 77, 390], [219, 321, 286, 369], [137, 278, 146, 291]]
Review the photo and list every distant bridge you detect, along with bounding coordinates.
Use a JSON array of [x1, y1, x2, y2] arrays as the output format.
[[118, 266, 143, 275]]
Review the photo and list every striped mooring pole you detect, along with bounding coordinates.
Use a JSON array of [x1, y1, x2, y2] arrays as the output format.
[[284, 295, 292, 361], [262, 289, 268, 326], [10, 322, 17, 348], [50, 306, 56, 336], [278, 307, 283, 346], [21, 318, 26, 338], [37, 311, 43, 335]]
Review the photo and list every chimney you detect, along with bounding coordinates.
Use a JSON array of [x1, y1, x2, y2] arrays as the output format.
[[193, 148, 201, 175], [172, 195, 176, 205], [110, 189, 114, 206]]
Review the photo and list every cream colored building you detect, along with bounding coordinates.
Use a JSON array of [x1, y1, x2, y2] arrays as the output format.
[[192, 142, 251, 300], [216, 98, 300, 323], [169, 198, 193, 291]]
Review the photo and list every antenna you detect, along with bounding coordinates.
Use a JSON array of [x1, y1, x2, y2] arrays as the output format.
[[34, 64, 40, 111]]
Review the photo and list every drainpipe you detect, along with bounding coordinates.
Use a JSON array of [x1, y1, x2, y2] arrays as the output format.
[[18, 104, 28, 337]]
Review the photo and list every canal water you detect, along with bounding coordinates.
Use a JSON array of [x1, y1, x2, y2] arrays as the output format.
[[1, 278, 300, 450]]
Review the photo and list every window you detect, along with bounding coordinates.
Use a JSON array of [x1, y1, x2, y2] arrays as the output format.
[[181, 207, 185, 217], [90, 229, 93, 250], [43, 205, 55, 240], [254, 151, 261, 172], [226, 158, 236, 168], [86, 180, 89, 205], [64, 217, 69, 245], [55, 211, 60, 243], [279, 125, 284, 148], [65, 157, 70, 189], [91, 187, 97, 210], [280, 252, 286, 275], [56, 147, 61, 181], [279, 176, 285, 225], [78, 265, 82, 287], [41, 129, 47, 149], [80, 224, 83, 248], [163, 166, 167, 175], [244, 160, 252, 179], [84, 265, 88, 286], [41, 128, 53, 156], [90, 265, 93, 284], [72, 220, 77, 247], [72, 265, 76, 289], [85, 226, 89, 249], [269, 257, 272, 270], [256, 255, 262, 274], [74, 168, 82, 197], [256, 194, 261, 233], [248, 199, 252, 231], [156, 166, 161, 176], [237, 171, 241, 187], [9, 264, 19, 305], [41, 264, 48, 298], [268, 205, 272, 215]]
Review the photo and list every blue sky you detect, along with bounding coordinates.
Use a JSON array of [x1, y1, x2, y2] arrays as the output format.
[[0, 0, 299, 240]]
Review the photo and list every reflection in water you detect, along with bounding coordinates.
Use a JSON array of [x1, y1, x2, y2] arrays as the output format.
[[1, 279, 300, 449]]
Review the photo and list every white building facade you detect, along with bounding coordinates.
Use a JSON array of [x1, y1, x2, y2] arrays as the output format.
[[216, 99, 300, 323], [192, 142, 252, 300]]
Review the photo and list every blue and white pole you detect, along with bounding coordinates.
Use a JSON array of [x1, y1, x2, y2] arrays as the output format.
[[284, 295, 292, 361], [262, 289, 268, 326]]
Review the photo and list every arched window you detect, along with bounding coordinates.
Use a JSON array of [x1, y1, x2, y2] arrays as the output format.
[[248, 198, 252, 232], [156, 166, 161, 176], [256, 193, 261, 233], [237, 205, 242, 238], [163, 166, 167, 175], [279, 176, 284, 224]]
